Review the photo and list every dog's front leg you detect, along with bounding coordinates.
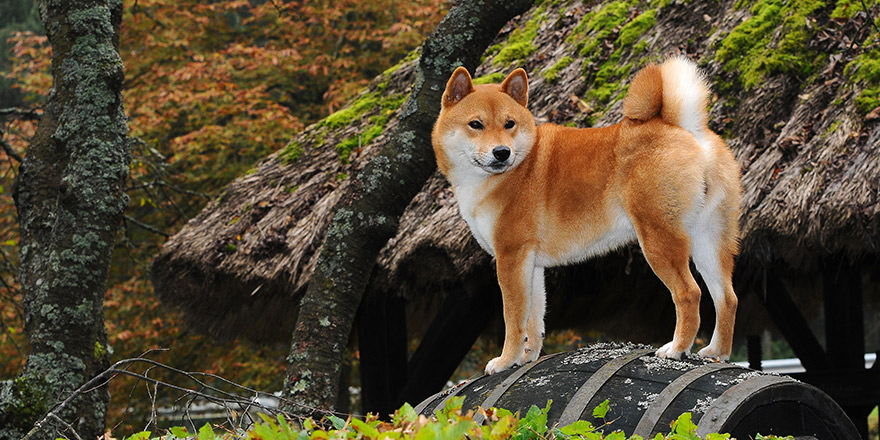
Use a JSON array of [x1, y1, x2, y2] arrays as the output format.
[[486, 249, 534, 374], [522, 265, 545, 364]]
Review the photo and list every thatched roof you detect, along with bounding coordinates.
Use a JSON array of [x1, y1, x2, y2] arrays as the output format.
[[152, 0, 880, 343]]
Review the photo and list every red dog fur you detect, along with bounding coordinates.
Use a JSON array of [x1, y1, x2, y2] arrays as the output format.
[[432, 57, 742, 374]]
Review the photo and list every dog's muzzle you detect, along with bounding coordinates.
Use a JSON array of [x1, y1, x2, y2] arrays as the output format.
[[482, 145, 513, 173]]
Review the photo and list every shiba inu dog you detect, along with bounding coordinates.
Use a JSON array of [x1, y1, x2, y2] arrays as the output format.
[[431, 57, 742, 374]]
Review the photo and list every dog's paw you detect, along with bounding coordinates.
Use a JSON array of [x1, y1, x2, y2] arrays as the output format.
[[655, 342, 684, 360], [485, 355, 519, 375], [697, 345, 730, 361], [519, 346, 540, 365]]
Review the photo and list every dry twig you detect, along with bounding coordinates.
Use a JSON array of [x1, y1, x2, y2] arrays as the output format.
[[22, 350, 347, 440]]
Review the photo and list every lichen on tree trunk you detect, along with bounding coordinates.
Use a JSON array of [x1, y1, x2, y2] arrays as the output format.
[[1, 0, 130, 438], [281, 0, 535, 416]]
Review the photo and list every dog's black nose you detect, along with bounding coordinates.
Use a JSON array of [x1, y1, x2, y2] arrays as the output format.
[[492, 146, 511, 161]]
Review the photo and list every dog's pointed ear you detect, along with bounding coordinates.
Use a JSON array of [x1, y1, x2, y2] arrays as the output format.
[[443, 66, 475, 108], [501, 68, 529, 107]]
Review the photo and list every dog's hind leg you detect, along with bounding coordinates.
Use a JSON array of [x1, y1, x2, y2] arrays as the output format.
[[636, 220, 702, 360], [690, 209, 738, 360]]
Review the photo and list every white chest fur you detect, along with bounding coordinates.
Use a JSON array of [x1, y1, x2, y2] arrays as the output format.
[[449, 172, 498, 256]]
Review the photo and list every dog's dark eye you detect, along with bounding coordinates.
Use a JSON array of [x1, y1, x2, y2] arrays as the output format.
[[505, 120, 516, 129], [468, 120, 484, 130]]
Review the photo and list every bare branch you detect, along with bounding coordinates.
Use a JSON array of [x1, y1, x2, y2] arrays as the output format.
[[1, 137, 23, 163], [24, 353, 351, 440], [48, 414, 84, 440], [123, 214, 170, 237], [0, 107, 42, 120]]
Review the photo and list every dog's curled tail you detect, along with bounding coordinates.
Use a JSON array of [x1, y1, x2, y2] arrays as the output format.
[[623, 56, 710, 140]]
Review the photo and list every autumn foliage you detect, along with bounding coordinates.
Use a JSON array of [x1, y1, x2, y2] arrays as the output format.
[[1, 0, 446, 432]]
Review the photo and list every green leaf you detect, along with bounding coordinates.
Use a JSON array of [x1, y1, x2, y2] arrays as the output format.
[[489, 415, 515, 440], [414, 423, 438, 440], [442, 421, 476, 440], [442, 395, 465, 416], [604, 431, 626, 440], [198, 423, 215, 440], [669, 412, 699, 440], [169, 427, 188, 439], [328, 415, 348, 430], [252, 413, 279, 439], [271, 414, 304, 440], [296, 429, 310, 440], [351, 418, 380, 438], [514, 404, 549, 440], [559, 420, 595, 436], [494, 407, 514, 419], [123, 432, 151, 440], [706, 433, 731, 440], [393, 402, 418, 425], [310, 431, 329, 440], [592, 399, 610, 419]]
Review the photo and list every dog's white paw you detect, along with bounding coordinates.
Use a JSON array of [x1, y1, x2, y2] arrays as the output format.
[[485, 355, 518, 375], [655, 342, 684, 360], [697, 345, 730, 361]]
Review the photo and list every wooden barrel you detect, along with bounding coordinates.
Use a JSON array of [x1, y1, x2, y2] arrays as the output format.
[[414, 343, 859, 439]]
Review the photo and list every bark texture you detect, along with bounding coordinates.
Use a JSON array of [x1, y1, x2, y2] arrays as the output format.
[[281, 0, 535, 415], [1, 0, 129, 438]]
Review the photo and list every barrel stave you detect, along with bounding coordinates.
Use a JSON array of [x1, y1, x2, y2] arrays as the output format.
[[578, 354, 709, 434], [653, 367, 754, 435], [491, 353, 614, 424]]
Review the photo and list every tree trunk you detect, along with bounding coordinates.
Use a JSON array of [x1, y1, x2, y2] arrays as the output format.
[[281, 0, 534, 416], [1, 0, 129, 438]]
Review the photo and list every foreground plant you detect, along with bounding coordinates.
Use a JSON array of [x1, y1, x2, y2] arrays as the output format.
[[122, 398, 796, 440]]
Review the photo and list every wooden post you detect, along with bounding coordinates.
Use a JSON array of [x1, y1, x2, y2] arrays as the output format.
[[761, 271, 829, 370], [747, 334, 762, 371], [822, 256, 870, 439], [823, 257, 864, 370], [358, 295, 409, 417]]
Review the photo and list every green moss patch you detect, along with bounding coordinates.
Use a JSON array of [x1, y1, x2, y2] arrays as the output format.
[[566, 1, 659, 109], [321, 93, 382, 129], [831, 0, 877, 18], [335, 92, 409, 163], [568, 0, 636, 57], [617, 9, 656, 47], [543, 56, 574, 83], [279, 141, 303, 164], [473, 72, 507, 85], [382, 47, 421, 77], [845, 39, 880, 113], [488, 9, 547, 66], [715, 0, 827, 89]]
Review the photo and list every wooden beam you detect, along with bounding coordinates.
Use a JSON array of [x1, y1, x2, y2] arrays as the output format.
[[397, 286, 500, 406], [791, 368, 880, 409], [760, 272, 829, 370], [822, 257, 865, 370]]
